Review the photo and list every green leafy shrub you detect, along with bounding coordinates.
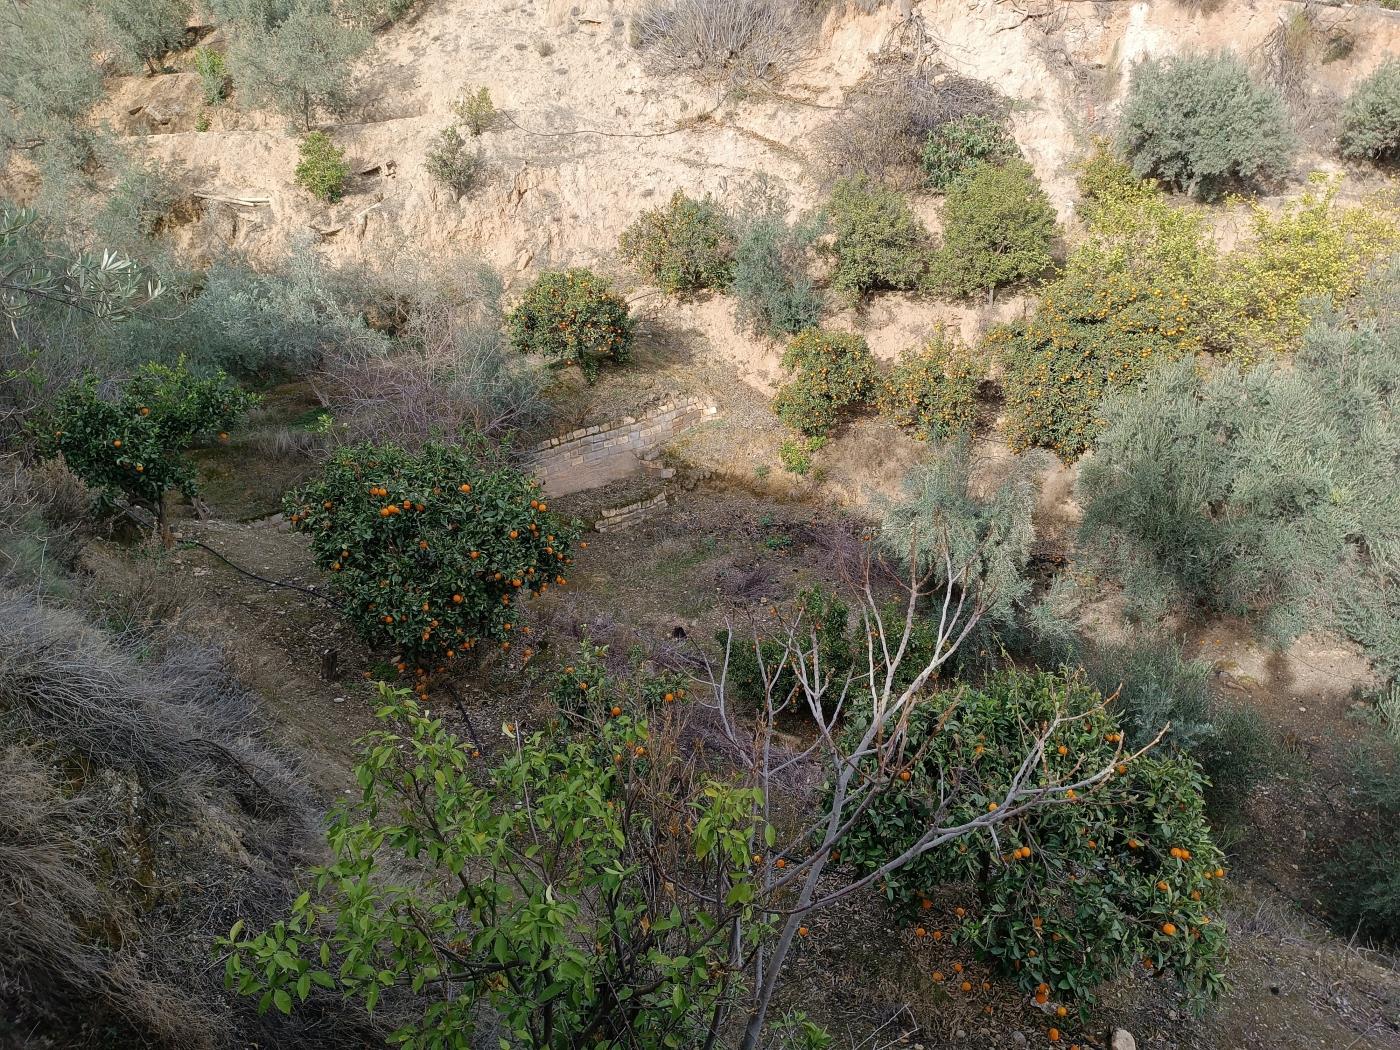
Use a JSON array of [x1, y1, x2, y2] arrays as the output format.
[[1216, 176, 1400, 359], [771, 328, 877, 436], [226, 0, 370, 129], [192, 47, 229, 105], [221, 688, 759, 1046], [619, 191, 734, 296], [720, 586, 852, 709], [877, 332, 983, 441], [284, 441, 578, 667], [293, 131, 349, 202], [1328, 738, 1400, 944], [505, 268, 634, 381], [424, 124, 481, 196], [988, 268, 1202, 460], [99, 0, 192, 74], [550, 638, 689, 719], [833, 669, 1229, 1003], [1074, 137, 1158, 212], [1077, 275, 1400, 681], [731, 210, 823, 337], [920, 114, 1019, 191], [451, 85, 496, 135], [338, 0, 419, 30], [776, 435, 825, 476], [43, 361, 258, 533], [1064, 634, 1273, 808], [930, 159, 1057, 301], [0, 0, 106, 174], [825, 176, 931, 304], [1117, 51, 1295, 200], [1340, 59, 1400, 163]]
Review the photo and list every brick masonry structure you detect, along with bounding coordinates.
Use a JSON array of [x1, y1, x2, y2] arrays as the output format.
[[525, 398, 717, 497]]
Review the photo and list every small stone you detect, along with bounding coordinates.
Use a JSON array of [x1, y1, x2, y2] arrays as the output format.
[[954, 1031, 967, 1041], [1012, 1034, 1027, 1047], [1111, 1030, 1137, 1050], [332, 695, 347, 704]]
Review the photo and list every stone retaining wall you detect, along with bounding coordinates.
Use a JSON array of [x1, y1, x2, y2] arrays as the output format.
[[595, 492, 668, 533], [526, 398, 716, 497]]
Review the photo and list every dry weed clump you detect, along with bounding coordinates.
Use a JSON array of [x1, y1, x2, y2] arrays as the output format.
[[0, 591, 376, 1047], [633, 0, 816, 87], [816, 64, 1006, 189]]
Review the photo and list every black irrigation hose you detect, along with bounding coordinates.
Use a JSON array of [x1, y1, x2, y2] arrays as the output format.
[[177, 535, 344, 610]]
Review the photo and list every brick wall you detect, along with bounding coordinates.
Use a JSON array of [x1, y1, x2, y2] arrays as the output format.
[[526, 398, 716, 497]]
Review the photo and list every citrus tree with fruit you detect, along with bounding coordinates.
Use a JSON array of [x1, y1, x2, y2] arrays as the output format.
[[284, 441, 579, 669], [832, 668, 1228, 1005], [505, 268, 634, 382], [44, 360, 259, 541], [218, 686, 765, 1048]]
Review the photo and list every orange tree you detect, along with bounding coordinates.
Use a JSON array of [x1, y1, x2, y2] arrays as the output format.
[[506, 268, 634, 382], [284, 441, 579, 668], [987, 268, 1206, 460], [218, 687, 765, 1049], [831, 668, 1228, 1004], [772, 329, 878, 437], [43, 360, 259, 539]]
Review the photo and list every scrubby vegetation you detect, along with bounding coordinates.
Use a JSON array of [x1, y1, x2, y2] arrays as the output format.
[[6, 3, 1400, 1047], [294, 131, 350, 202], [930, 159, 1057, 301], [824, 176, 931, 304], [920, 114, 1020, 191], [772, 328, 877, 437], [730, 206, 823, 337], [424, 124, 482, 197], [620, 190, 734, 296], [1340, 59, 1400, 163], [506, 268, 634, 381], [1118, 51, 1295, 199]]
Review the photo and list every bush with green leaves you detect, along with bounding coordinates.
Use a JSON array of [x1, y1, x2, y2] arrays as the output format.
[[338, 0, 419, 30], [988, 267, 1201, 460], [719, 586, 853, 710], [1340, 59, 1400, 164], [284, 441, 578, 667], [1074, 138, 1158, 212], [1117, 51, 1294, 200], [220, 688, 762, 1047], [1078, 274, 1400, 681], [424, 124, 481, 197], [930, 159, 1057, 301], [226, 0, 370, 129], [877, 332, 983, 441], [833, 668, 1229, 1003], [776, 435, 825, 476], [824, 176, 931, 304], [192, 47, 229, 105], [95, 158, 183, 245], [451, 85, 496, 135], [619, 190, 734, 296], [0, 0, 106, 173], [920, 114, 1019, 191], [293, 131, 349, 201], [43, 361, 258, 534], [550, 638, 690, 719], [505, 268, 634, 382], [730, 209, 823, 338], [1056, 633, 1272, 809], [771, 328, 877, 437], [98, 0, 192, 74], [1327, 728, 1400, 945]]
